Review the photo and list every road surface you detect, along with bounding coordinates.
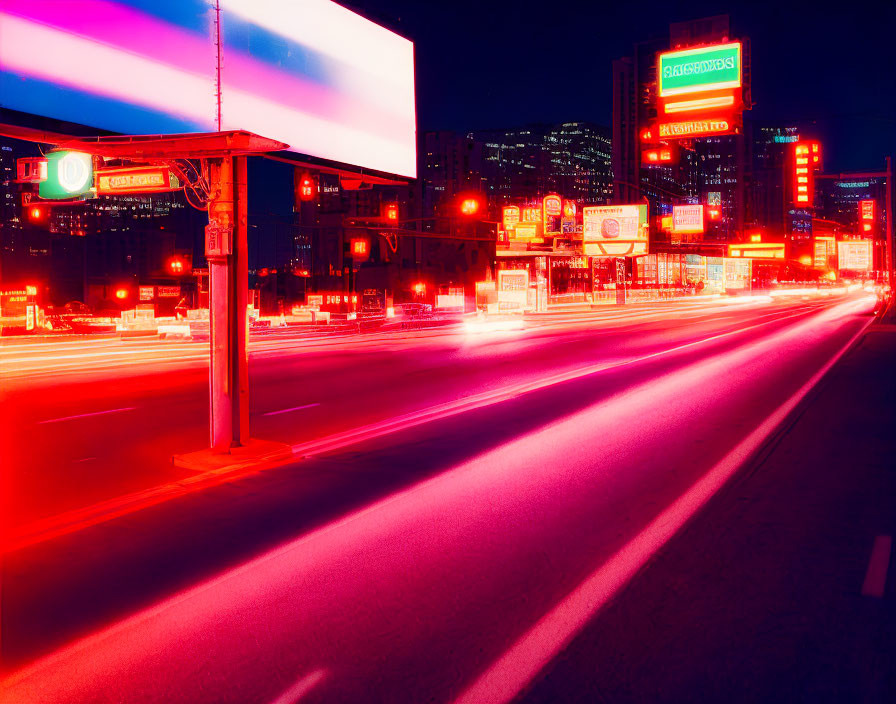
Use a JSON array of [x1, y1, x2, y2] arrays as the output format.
[[0, 292, 878, 702]]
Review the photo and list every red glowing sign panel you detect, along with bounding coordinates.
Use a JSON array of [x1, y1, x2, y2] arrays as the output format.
[[383, 202, 399, 221], [96, 166, 178, 194], [671, 205, 704, 234], [521, 206, 541, 223], [350, 238, 369, 257], [793, 142, 814, 207], [543, 194, 562, 217], [642, 147, 676, 164], [16, 157, 48, 183], [502, 206, 520, 230], [860, 200, 874, 221], [562, 200, 577, 218], [657, 117, 733, 139], [837, 240, 872, 271]]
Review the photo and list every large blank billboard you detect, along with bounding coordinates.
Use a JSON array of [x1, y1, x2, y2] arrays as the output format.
[[0, 0, 417, 177]]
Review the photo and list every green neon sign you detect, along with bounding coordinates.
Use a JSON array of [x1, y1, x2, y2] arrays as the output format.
[[658, 42, 742, 97], [38, 150, 94, 200]]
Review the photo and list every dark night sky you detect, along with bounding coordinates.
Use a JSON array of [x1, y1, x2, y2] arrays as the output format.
[[347, 0, 896, 173]]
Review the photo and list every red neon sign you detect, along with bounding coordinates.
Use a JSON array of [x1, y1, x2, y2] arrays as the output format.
[[793, 142, 814, 207], [657, 117, 732, 138], [96, 166, 177, 194], [860, 200, 874, 221], [350, 238, 369, 257]]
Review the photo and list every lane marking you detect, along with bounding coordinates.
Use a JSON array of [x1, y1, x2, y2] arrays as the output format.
[[264, 403, 320, 417], [861, 535, 892, 598], [453, 313, 874, 704], [268, 669, 328, 704], [5, 302, 842, 554], [38, 407, 136, 425]]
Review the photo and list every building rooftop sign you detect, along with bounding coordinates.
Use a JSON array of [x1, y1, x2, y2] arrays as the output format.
[[658, 42, 742, 97]]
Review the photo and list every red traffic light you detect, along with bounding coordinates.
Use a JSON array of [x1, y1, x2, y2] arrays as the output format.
[[114, 288, 129, 300]]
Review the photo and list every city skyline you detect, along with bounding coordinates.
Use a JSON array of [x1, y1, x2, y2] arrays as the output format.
[[348, 0, 896, 173]]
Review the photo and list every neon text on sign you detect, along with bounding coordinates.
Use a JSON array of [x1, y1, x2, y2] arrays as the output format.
[[96, 166, 177, 194], [671, 205, 704, 234], [658, 42, 742, 97], [0, 0, 416, 178], [658, 118, 731, 138], [582, 205, 648, 256], [860, 200, 874, 221], [543, 195, 562, 217], [502, 206, 520, 229], [837, 240, 872, 271]]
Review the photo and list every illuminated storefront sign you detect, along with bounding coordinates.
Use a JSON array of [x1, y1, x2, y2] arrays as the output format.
[[521, 206, 541, 223], [96, 166, 180, 194], [38, 151, 94, 199], [543, 194, 562, 217], [813, 237, 834, 268], [502, 206, 520, 230], [724, 258, 751, 290], [727, 243, 785, 259], [138, 286, 155, 301], [837, 240, 872, 271], [582, 204, 648, 256], [671, 205, 704, 234], [658, 42, 742, 97], [157, 285, 181, 298], [658, 117, 733, 138]]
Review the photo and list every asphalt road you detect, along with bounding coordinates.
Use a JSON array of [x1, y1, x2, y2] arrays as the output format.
[[0, 292, 879, 702]]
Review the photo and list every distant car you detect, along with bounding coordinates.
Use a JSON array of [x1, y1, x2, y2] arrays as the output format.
[[64, 301, 92, 315]]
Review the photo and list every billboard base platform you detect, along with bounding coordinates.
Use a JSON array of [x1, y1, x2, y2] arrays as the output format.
[[173, 438, 293, 474]]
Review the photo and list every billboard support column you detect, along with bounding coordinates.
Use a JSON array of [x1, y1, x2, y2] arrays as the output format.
[[205, 156, 249, 451]]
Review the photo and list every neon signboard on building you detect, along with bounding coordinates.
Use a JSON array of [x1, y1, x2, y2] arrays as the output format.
[[793, 142, 814, 206], [671, 205, 704, 234], [582, 205, 648, 257], [658, 117, 733, 139], [96, 166, 180, 194], [837, 240, 872, 271], [658, 42, 742, 97], [502, 206, 520, 230], [727, 243, 785, 259]]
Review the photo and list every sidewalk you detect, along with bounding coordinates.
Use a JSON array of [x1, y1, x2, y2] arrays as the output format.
[[521, 305, 896, 703]]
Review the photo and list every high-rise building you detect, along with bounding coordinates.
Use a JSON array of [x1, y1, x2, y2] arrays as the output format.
[[468, 121, 612, 205], [749, 123, 799, 234]]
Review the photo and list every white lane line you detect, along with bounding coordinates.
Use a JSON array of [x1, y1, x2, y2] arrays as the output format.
[[264, 403, 320, 417], [267, 669, 328, 704], [861, 535, 892, 598], [453, 312, 874, 704], [38, 407, 136, 425]]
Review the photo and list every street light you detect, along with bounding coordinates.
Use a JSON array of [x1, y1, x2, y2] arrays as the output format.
[[460, 197, 481, 216]]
